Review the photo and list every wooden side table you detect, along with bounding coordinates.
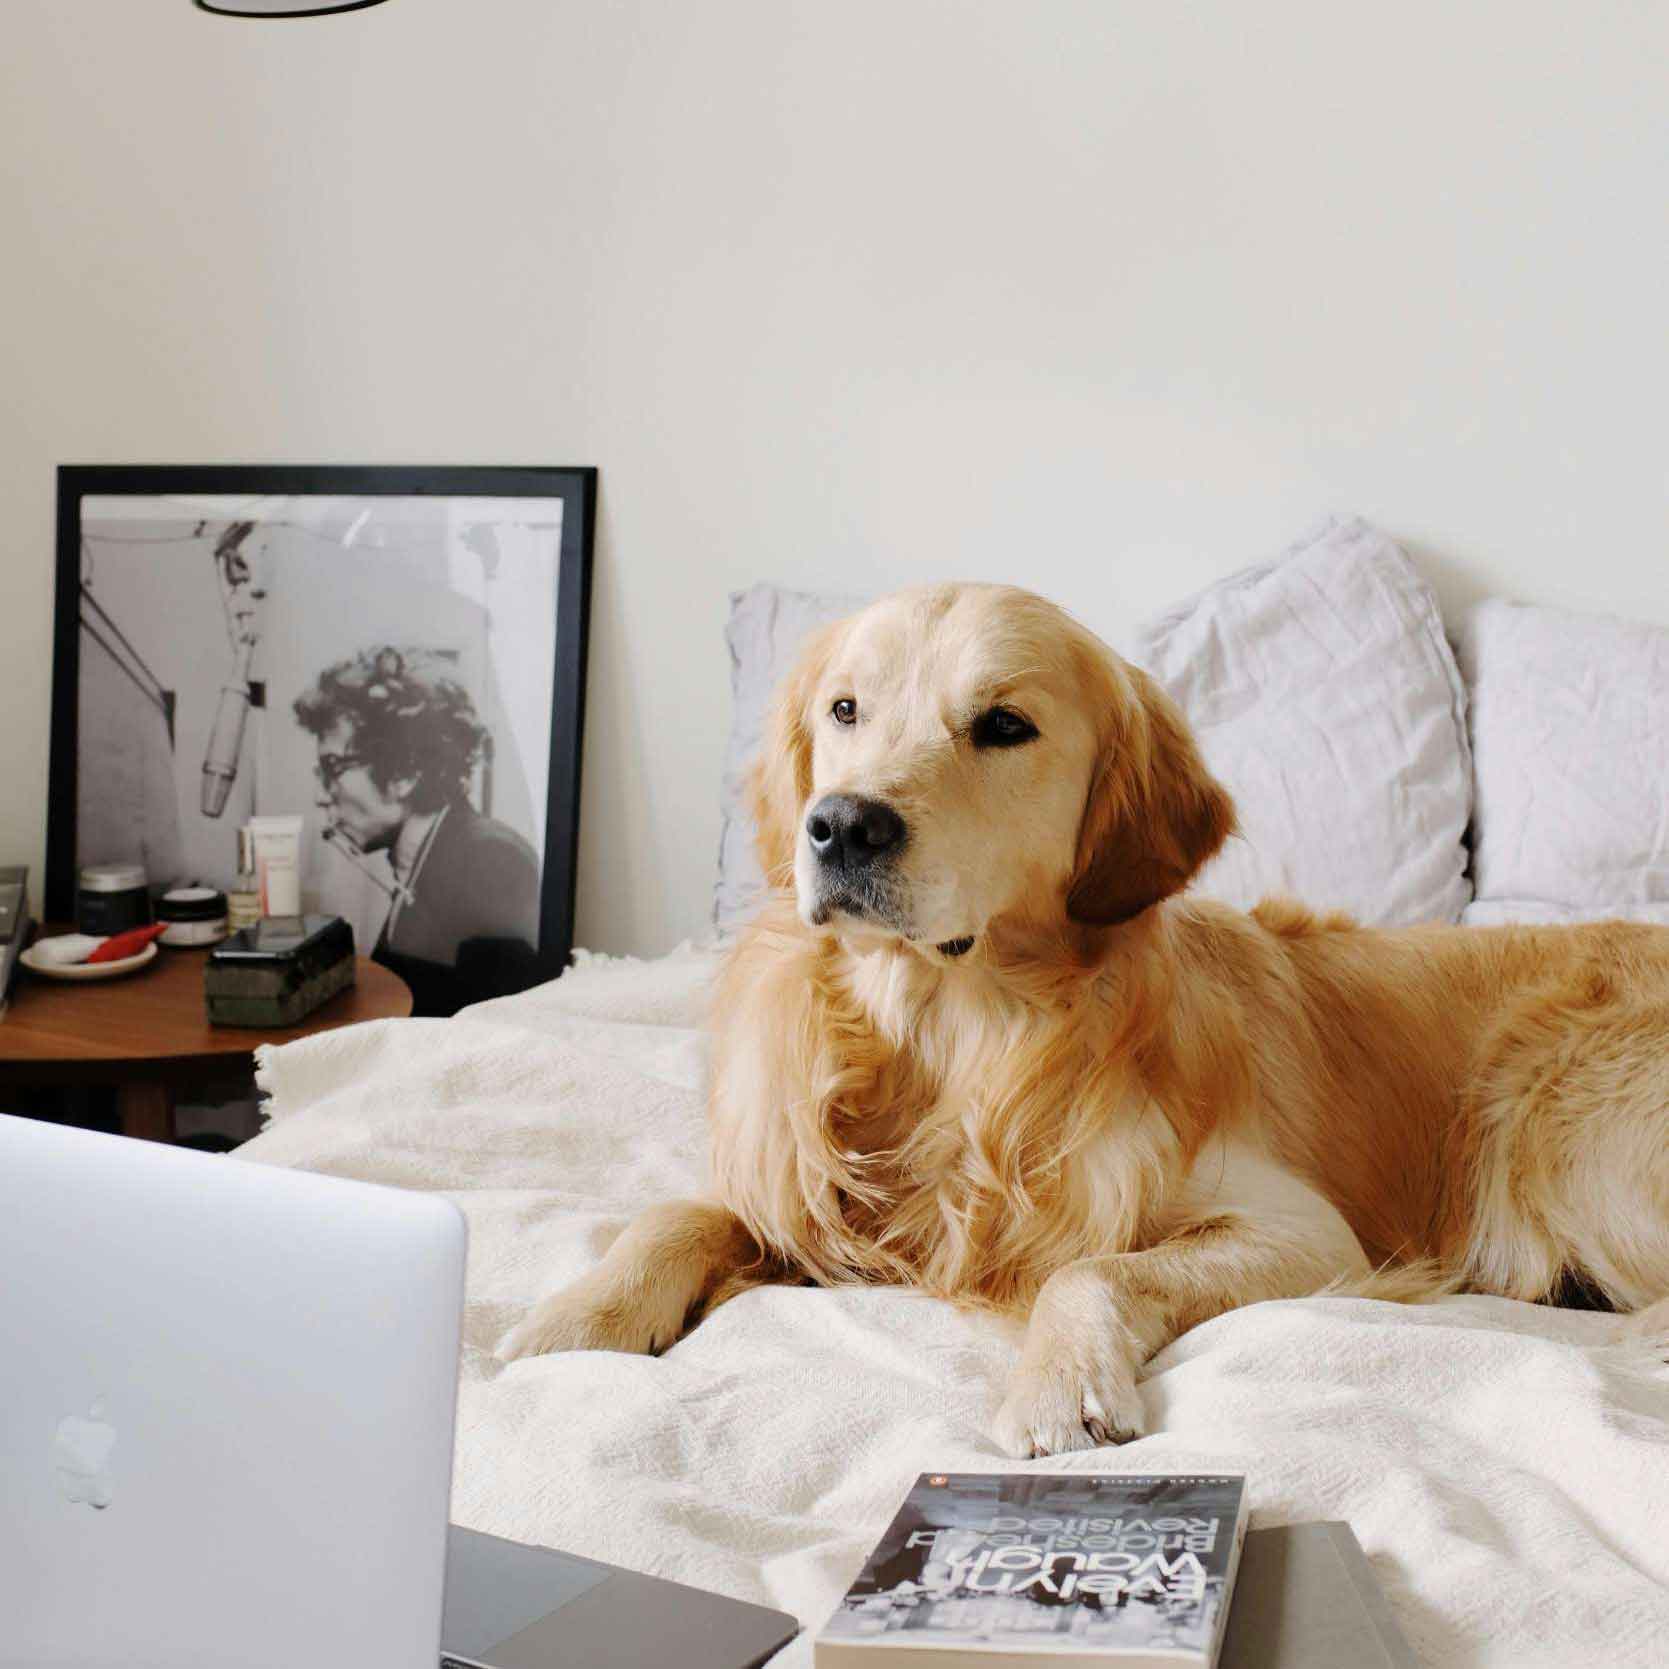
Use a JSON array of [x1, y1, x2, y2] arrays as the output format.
[[0, 939, 412, 1142]]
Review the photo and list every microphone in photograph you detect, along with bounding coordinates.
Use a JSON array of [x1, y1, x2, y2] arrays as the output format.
[[200, 683, 252, 818], [202, 518, 263, 819]]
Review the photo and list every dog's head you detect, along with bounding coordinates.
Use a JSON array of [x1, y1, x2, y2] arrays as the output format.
[[749, 583, 1235, 955]]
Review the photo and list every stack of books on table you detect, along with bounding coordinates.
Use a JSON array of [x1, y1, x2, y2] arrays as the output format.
[[0, 866, 33, 1020], [813, 1471, 1417, 1669]]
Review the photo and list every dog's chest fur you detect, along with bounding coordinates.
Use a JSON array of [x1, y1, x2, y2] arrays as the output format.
[[789, 947, 1181, 1308]]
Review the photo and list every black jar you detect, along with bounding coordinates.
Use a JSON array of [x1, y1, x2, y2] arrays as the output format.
[[76, 864, 153, 936]]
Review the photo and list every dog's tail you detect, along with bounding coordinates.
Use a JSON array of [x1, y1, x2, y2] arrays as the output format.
[[1320, 1256, 1465, 1305]]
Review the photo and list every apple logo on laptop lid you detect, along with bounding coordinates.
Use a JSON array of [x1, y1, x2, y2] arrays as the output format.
[[54, 1397, 116, 1510]]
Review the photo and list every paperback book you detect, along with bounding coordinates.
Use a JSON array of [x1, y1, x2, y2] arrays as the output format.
[[0, 865, 30, 1019], [816, 1471, 1249, 1668]]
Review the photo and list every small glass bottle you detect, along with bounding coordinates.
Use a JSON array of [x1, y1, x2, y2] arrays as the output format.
[[226, 826, 262, 932]]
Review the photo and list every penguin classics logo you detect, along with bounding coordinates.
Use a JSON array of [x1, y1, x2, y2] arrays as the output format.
[[53, 1398, 116, 1510]]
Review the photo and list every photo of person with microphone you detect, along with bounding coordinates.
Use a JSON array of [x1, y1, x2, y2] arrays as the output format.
[[59, 474, 590, 1026], [292, 646, 542, 1016]]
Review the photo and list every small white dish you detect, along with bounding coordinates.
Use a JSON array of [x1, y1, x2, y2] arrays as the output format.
[[21, 942, 159, 981]]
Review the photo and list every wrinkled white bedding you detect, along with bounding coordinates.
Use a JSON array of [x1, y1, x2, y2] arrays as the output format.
[[242, 946, 1669, 1668]]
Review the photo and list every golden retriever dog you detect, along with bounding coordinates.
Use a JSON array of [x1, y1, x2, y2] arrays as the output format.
[[502, 582, 1669, 1456]]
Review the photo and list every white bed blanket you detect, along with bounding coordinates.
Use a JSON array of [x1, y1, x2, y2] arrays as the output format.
[[242, 946, 1669, 1668]]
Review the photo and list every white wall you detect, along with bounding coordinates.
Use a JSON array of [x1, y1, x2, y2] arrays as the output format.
[[2, 0, 1664, 958]]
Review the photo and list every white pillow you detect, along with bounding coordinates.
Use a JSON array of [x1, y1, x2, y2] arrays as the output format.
[[1458, 599, 1669, 921], [716, 583, 865, 933], [1462, 900, 1669, 927], [1126, 515, 1473, 927], [715, 517, 1474, 932]]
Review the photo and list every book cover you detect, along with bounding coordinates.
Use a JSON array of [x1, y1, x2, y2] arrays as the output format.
[[816, 1472, 1249, 1667], [1217, 1522, 1417, 1669], [0, 865, 31, 1020]]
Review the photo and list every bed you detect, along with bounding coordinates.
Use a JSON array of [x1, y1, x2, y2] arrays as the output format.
[[240, 518, 1669, 1665]]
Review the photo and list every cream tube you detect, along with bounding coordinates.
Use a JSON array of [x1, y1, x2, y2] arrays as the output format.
[[247, 815, 304, 917]]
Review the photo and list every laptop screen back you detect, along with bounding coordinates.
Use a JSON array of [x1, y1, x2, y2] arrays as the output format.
[[0, 1115, 466, 1669]]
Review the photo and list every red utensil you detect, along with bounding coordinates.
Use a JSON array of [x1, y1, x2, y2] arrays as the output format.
[[84, 924, 169, 964]]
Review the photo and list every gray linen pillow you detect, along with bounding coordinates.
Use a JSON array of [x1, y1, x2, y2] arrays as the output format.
[[1457, 598, 1669, 924], [715, 517, 1473, 933], [1126, 515, 1473, 927], [715, 584, 866, 933]]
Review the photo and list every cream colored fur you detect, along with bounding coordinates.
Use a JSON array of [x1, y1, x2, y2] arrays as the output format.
[[501, 583, 1669, 1456]]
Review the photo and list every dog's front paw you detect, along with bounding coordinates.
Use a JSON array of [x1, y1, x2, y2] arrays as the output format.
[[993, 1356, 1146, 1459], [497, 1284, 673, 1363]]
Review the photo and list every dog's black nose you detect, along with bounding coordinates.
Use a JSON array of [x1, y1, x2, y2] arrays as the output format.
[[805, 794, 906, 869]]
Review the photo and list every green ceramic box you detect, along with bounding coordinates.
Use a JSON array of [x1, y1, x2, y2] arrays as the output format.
[[204, 914, 356, 1028]]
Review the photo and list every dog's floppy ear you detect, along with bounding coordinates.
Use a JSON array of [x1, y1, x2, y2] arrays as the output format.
[[747, 621, 844, 891], [1067, 664, 1236, 926]]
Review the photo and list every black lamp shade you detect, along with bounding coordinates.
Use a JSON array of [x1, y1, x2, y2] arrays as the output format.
[[195, 1, 389, 15]]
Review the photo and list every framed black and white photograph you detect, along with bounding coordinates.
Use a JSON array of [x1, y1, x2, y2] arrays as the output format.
[[50, 465, 596, 1016]]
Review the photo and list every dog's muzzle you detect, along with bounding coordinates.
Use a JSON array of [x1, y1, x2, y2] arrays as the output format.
[[805, 794, 907, 872], [803, 795, 909, 931]]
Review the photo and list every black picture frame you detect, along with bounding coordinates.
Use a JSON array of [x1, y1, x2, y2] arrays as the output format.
[[51, 465, 596, 1015]]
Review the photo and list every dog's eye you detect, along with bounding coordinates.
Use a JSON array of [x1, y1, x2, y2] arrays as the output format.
[[971, 706, 1038, 749], [831, 698, 858, 726]]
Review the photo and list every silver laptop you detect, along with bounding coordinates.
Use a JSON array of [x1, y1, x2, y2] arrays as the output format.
[[0, 1113, 799, 1669]]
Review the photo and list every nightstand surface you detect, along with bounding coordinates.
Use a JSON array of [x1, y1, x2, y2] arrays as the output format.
[[0, 938, 411, 1140]]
